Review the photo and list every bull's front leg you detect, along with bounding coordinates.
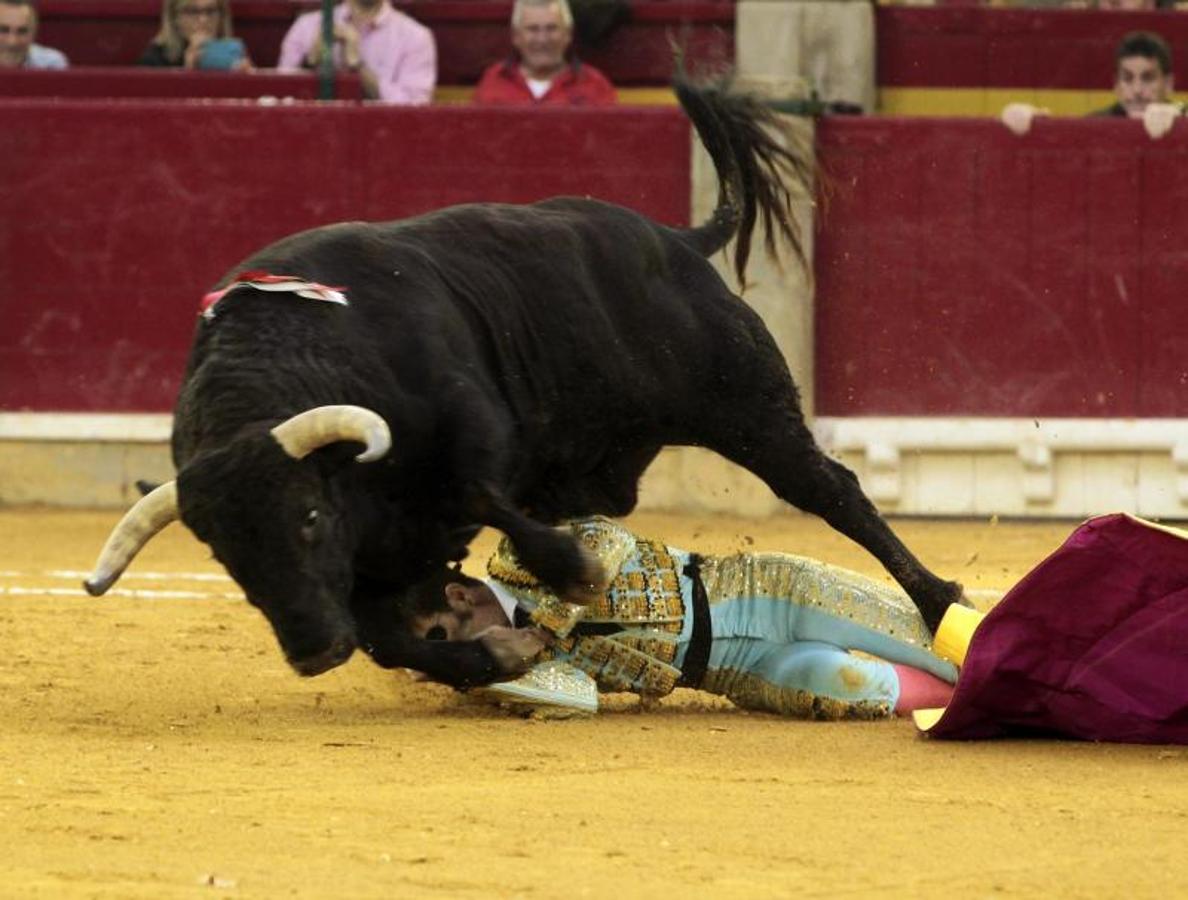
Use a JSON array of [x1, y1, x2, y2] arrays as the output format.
[[349, 582, 492, 687], [361, 624, 547, 688], [466, 485, 609, 604], [352, 580, 546, 687], [363, 629, 505, 688]]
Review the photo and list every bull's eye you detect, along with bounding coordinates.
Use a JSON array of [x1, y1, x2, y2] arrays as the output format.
[[300, 508, 319, 542], [426, 625, 447, 641]]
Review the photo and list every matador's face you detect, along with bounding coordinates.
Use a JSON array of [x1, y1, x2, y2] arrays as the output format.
[[411, 581, 510, 642]]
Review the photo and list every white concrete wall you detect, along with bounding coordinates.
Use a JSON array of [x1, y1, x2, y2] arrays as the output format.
[[8, 413, 1187, 519], [0, 414, 174, 507], [817, 417, 1188, 520]]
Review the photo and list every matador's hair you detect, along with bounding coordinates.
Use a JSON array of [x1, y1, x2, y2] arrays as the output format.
[[399, 565, 483, 630]]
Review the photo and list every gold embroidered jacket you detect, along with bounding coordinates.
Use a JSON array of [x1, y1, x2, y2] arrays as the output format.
[[487, 517, 687, 697]]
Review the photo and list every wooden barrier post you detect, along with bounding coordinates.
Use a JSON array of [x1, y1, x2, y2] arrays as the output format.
[[735, 0, 876, 114]]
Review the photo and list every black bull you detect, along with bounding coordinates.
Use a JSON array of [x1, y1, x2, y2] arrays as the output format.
[[85, 79, 961, 686]]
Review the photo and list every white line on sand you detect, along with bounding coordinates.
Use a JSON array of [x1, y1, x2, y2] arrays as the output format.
[[0, 585, 243, 600], [49, 569, 232, 582], [1, 579, 1007, 606]]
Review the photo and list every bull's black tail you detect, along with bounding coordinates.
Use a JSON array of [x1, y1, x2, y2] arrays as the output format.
[[675, 73, 813, 286]]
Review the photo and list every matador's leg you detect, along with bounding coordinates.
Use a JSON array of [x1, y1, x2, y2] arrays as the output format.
[[700, 637, 905, 719], [696, 552, 958, 684]]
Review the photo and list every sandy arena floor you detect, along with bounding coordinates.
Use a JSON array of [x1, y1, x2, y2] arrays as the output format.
[[1, 507, 1185, 898]]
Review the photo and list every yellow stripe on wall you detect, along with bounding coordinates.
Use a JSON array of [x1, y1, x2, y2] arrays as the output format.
[[877, 87, 1122, 117], [438, 85, 1156, 117], [434, 86, 678, 106]]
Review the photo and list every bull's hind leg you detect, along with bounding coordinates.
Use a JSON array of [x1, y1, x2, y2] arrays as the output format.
[[705, 412, 961, 632]]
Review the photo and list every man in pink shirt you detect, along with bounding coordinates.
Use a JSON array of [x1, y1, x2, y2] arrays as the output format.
[[278, 0, 436, 104], [474, 0, 615, 106]]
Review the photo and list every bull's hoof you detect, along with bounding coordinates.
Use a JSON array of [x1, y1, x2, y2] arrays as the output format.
[[920, 580, 965, 634], [561, 546, 608, 605]]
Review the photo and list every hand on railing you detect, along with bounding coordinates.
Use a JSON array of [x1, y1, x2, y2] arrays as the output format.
[[1142, 102, 1183, 140], [1000, 102, 1048, 137]]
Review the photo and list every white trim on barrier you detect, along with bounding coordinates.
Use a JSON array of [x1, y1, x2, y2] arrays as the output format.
[[0, 413, 173, 443], [813, 416, 1188, 512], [814, 417, 1188, 453], [3, 412, 1187, 516]]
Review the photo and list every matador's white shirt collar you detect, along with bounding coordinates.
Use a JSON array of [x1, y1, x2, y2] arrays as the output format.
[[486, 579, 521, 628]]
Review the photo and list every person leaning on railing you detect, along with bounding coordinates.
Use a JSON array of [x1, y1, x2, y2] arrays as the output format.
[[1001, 30, 1183, 139], [138, 0, 252, 70]]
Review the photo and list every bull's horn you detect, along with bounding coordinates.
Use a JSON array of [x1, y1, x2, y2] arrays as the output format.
[[270, 405, 391, 463], [83, 480, 180, 596]]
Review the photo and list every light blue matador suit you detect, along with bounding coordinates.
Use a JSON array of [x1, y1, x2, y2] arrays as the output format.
[[484, 517, 958, 719]]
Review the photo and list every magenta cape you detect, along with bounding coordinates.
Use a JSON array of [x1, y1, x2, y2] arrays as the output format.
[[919, 514, 1188, 743]]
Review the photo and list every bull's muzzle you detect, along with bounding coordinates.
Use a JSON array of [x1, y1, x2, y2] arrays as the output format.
[[288, 635, 357, 677]]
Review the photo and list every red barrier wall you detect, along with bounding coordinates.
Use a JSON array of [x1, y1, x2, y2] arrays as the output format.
[[878, 7, 1188, 89], [0, 100, 691, 413], [0, 66, 363, 98], [36, 0, 734, 85], [814, 117, 1188, 419], [11, 107, 1184, 421]]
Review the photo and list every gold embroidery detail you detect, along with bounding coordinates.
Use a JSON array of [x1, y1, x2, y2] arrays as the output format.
[[571, 516, 638, 576], [486, 517, 649, 594], [487, 539, 541, 588], [488, 521, 685, 632], [488, 517, 686, 697], [698, 552, 935, 650], [537, 632, 681, 697], [701, 667, 893, 720], [528, 596, 585, 639], [579, 537, 682, 628]]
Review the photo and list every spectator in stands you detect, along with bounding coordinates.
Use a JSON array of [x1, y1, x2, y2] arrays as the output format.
[[473, 0, 616, 106], [0, 0, 67, 68], [1002, 31, 1179, 137], [138, 0, 251, 69], [277, 0, 435, 104]]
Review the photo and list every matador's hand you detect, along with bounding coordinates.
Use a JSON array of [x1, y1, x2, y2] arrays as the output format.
[[477, 625, 551, 676]]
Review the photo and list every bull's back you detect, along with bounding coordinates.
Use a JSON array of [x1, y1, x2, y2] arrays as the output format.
[[199, 198, 781, 432]]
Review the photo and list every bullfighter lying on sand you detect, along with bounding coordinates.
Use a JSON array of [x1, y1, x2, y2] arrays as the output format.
[[403, 517, 958, 717]]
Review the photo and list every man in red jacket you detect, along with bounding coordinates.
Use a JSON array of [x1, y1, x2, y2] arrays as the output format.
[[473, 0, 616, 106]]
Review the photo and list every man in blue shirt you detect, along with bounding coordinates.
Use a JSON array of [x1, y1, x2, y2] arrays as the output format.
[[0, 0, 68, 69]]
